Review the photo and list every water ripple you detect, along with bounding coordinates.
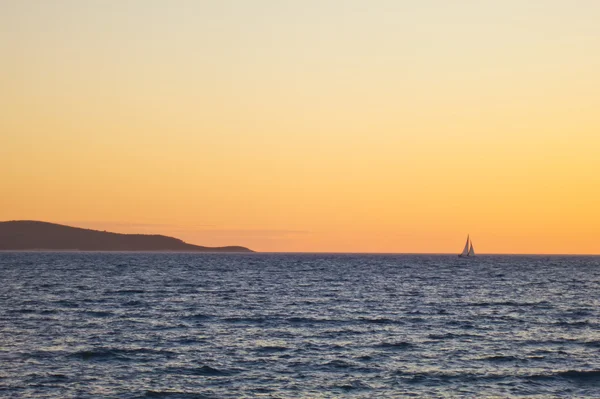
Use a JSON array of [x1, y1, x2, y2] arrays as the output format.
[[1, 252, 599, 398]]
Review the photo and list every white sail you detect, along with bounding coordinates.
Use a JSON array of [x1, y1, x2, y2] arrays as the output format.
[[468, 242, 475, 256], [460, 235, 470, 256]]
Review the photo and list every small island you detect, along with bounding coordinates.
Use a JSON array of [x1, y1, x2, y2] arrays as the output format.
[[0, 221, 253, 252]]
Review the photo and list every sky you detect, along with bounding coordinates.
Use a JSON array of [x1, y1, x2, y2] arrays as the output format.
[[1, 1, 599, 253]]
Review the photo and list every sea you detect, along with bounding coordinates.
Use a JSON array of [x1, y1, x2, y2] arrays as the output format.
[[1, 252, 599, 398]]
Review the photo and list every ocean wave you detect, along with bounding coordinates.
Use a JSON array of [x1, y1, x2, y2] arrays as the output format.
[[222, 316, 268, 324], [108, 289, 146, 294], [321, 360, 355, 369], [39, 309, 59, 314], [332, 380, 372, 391], [375, 341, 414, 350], [527, 370, 600, 383], [142, 390, 212, 398], [165, 365, 233, 376], [68, 347, 175, 361], [84, 310, 113, 318], [465, 300, 551, 308], [396, 370, 512, 384], [583, 341, 600, 348], [183, 313, 212, 321], [395, 369, 600, 385], [552, 320, 595, 328], [7, 308, 38, 314], [477, 354, 521, 362], [122, 300, 143, 307], [359, 317, 400, 325], [286, 316, 324, 323], [557, 370, 600, 382], [23, 372, 70, 383], [426, 332, 481, 340], [255, 345, 289, 353], [52, 300, 80, 308]]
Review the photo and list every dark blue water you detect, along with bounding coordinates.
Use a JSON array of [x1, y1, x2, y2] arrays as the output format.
[[1, 252, 599, 398]]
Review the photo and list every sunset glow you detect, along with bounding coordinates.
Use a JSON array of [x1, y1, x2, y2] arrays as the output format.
[[2, 1, 600, 253]]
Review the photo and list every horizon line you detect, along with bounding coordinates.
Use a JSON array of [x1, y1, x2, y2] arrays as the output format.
[[2, 221, 598, 256], [1, 250, 599, 256]]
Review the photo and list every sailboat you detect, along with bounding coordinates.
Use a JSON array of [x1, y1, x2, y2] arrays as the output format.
[[458, 235, 475, 257]]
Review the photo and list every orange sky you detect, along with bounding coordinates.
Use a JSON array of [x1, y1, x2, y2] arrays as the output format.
[[1, 1, 599, 253]]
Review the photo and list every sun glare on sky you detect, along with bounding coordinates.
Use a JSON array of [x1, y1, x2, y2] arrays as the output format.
[[1, 1, 599, 253]]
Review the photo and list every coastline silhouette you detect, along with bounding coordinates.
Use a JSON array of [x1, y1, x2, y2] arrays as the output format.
[[0, 220, 252, 252]]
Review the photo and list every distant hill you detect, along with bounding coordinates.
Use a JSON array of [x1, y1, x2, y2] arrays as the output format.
[[0, 221, 253, 252]]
